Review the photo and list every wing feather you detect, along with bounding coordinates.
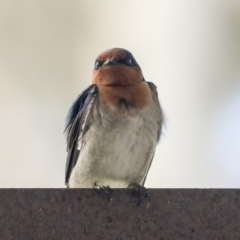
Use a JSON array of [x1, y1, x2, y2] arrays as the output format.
[[65, 84, 97, 185], [142, 81, 163, 186]]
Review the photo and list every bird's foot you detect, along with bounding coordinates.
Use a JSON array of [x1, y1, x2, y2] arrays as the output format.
[[128, 183, 148, 206], [94, 183, 112, 201]]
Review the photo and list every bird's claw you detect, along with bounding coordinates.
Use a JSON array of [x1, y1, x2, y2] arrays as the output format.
[[94, 183, 112, 201], [128, 183, 148, 206]]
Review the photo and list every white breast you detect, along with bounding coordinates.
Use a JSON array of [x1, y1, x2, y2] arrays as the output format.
[[69, 100, 160, 188]]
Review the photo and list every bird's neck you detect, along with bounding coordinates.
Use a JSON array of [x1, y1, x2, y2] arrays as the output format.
[[98, 82, 152, 112]]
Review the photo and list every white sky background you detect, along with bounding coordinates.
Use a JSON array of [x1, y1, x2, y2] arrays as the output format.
[[0, 1, 240, 188]]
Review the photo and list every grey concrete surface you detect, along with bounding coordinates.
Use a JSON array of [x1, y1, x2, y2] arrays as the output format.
[[0, 189, 240, 239]]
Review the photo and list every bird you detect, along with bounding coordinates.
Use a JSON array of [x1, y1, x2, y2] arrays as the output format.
[[64, 48, 163, 195]]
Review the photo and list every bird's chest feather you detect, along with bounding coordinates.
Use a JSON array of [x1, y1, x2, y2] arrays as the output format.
[[74, 99, 158, 187]]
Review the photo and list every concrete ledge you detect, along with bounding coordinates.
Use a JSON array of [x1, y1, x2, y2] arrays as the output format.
[[0, 189, 240, 239]]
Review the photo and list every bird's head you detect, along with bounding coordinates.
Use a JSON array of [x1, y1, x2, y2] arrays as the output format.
[[92, 48, 143, 86]]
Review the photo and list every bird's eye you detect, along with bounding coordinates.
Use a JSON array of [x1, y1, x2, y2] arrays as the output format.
[[95, 60, 102, 69], [126, 58, 132, 65]]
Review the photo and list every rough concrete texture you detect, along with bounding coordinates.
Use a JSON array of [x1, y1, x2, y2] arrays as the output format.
[[0, 189, 240, 239]]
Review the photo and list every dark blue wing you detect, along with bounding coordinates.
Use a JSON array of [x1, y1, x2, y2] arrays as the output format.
[[142, 81, 163, 186], [65, 84, 97, 185]]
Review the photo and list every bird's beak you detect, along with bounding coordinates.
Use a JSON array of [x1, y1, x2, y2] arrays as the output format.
[[103, 59, 119, 66]]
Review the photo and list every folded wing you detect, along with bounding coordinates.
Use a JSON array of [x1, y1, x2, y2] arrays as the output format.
[[64, 84, 98, 186]]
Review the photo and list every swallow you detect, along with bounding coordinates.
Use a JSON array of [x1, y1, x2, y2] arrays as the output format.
[[65, 48, 163, 194]]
